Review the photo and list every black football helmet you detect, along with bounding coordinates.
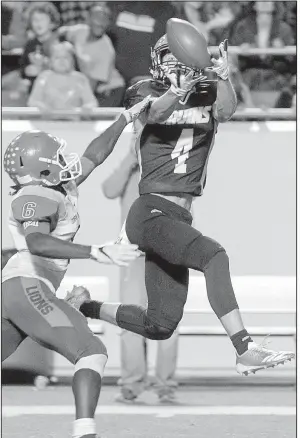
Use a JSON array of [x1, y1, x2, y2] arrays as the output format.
[[150, 34, 199, 82], [150, 34, 218, 105]]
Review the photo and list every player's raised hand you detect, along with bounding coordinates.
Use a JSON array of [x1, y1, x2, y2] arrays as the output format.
[[179, 69, 210, 91], [210, 39, 229, 80], [90, 243, 141, 266], [164, 67, 210, 105], [123, 95, 152, 123], [162, 66, 209, 93]]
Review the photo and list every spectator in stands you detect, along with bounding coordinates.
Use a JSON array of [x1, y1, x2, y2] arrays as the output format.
[[20, 2, 60, 93], [177, 1, 237, 45], [2, 1, 27, 51], [2, 2, 29, 105], [102, 143, 179, 404], [59, 4, 125, 107], [282, 1, 296, 42], [28, 41, 97, 112], [109, 1, 176, 85], [53, 1, 97, 26], [274, 75, 296, 109], [230, 1, 294, 48], [229, 1, 295, 91]]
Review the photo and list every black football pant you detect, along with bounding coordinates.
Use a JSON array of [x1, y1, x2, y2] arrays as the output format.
[[116, 194, 239, 340]]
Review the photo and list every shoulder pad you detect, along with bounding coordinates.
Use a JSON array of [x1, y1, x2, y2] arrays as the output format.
[[12, 187, 60, 223], [124, 79, 167, 108]]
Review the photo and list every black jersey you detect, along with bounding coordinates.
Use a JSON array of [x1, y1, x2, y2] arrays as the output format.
[[125, 78, 218, 196]]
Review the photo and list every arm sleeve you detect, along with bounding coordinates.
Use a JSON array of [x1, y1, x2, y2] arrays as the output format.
[[123, 81, 156, 124], [123, 81, 151, 109], [12, 194, 60, 236]]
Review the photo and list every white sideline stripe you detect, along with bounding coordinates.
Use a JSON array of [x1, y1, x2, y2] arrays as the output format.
[[94, 121, 133, 133], [2, 405, 296, 418], [2, 120, 134, 134], [2, 120, 33, 132], [265, 121, 296, 132]]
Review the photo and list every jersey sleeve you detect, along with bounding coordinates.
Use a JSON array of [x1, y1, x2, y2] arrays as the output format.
[[12, 194, 60, 236], [123, 80, 155, 109]]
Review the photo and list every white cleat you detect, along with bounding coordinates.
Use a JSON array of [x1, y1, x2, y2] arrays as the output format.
[[236, 341, 295, 376]]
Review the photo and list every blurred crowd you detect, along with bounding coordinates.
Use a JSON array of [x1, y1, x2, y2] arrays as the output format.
[[2, 1, 297, 111]]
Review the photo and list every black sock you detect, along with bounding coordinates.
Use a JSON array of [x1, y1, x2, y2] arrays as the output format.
[[230, 329, 253, 355], [79, 300, 103, 319], [72, 369, 101, 418]]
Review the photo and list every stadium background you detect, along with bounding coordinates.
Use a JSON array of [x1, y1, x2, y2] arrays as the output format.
[[1, 0, 296, 381]]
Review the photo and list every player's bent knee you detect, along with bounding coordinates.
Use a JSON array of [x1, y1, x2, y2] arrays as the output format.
[[75, 354, 108, 378], [144, 323, 174, 340], [189, 235, 226, 271], [75, 336, 108, 376]]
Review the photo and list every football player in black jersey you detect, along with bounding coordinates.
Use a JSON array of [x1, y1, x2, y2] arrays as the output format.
[[71, 36, 294, 376]]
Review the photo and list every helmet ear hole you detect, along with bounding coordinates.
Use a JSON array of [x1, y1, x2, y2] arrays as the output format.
[[19, 157, 24, 167], [40, 170, 50, 176]]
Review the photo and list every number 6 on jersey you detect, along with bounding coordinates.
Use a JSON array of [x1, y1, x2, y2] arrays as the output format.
[[171, 128, 194, 174]]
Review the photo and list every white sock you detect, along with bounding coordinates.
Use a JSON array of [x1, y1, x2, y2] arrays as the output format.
[[73, 418, 96, 438]]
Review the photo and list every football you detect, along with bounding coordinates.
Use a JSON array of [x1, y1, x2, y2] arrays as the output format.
[[166, 18, 212, 70]]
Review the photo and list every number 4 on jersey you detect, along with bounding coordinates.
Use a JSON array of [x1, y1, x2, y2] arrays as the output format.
[[171, 128, 194, 174]]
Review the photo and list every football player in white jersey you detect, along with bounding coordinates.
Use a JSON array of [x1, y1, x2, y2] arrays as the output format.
[[2, 96, 150, 438]]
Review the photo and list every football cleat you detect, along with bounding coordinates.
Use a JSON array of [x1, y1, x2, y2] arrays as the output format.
[[65, 285, 91, 311], [236, 339, 295, 376]]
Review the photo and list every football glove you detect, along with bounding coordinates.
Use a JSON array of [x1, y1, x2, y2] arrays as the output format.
[[163, 67, 210, 105], [210, 39, 229, 80], [90, 242, 141, 267]]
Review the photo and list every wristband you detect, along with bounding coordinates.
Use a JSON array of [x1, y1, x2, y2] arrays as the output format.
[[90, 245, 99, 260], [122, 110, 132, 124], [215, 67, 229, 81], [91, 243, 114, 261]]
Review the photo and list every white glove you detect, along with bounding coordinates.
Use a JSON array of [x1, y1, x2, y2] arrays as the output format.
[[163, 67, 210, 104], [210, 39, 229, 80], [123, 95, 152, 123], [90, 242, 141, 267]]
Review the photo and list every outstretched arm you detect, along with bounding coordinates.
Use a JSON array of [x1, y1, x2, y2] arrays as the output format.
[[210, 40, 237, 122], [12, 195, 139, 267], [26, 232, 138, 267], [213, 77, 237, 122], [76, 96, 151, 186]]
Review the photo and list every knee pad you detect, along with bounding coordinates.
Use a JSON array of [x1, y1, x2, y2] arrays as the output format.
[[75, 336, 108, 376], [144, 318, 175, 340], [188, 235, 225, 272], [75, 353, 108, 377]]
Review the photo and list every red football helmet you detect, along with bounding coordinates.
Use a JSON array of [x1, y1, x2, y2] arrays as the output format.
[[3, 130, 82, 186]]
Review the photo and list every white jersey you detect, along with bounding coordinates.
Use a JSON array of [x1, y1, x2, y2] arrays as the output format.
[[2, 182, 80, 293]]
